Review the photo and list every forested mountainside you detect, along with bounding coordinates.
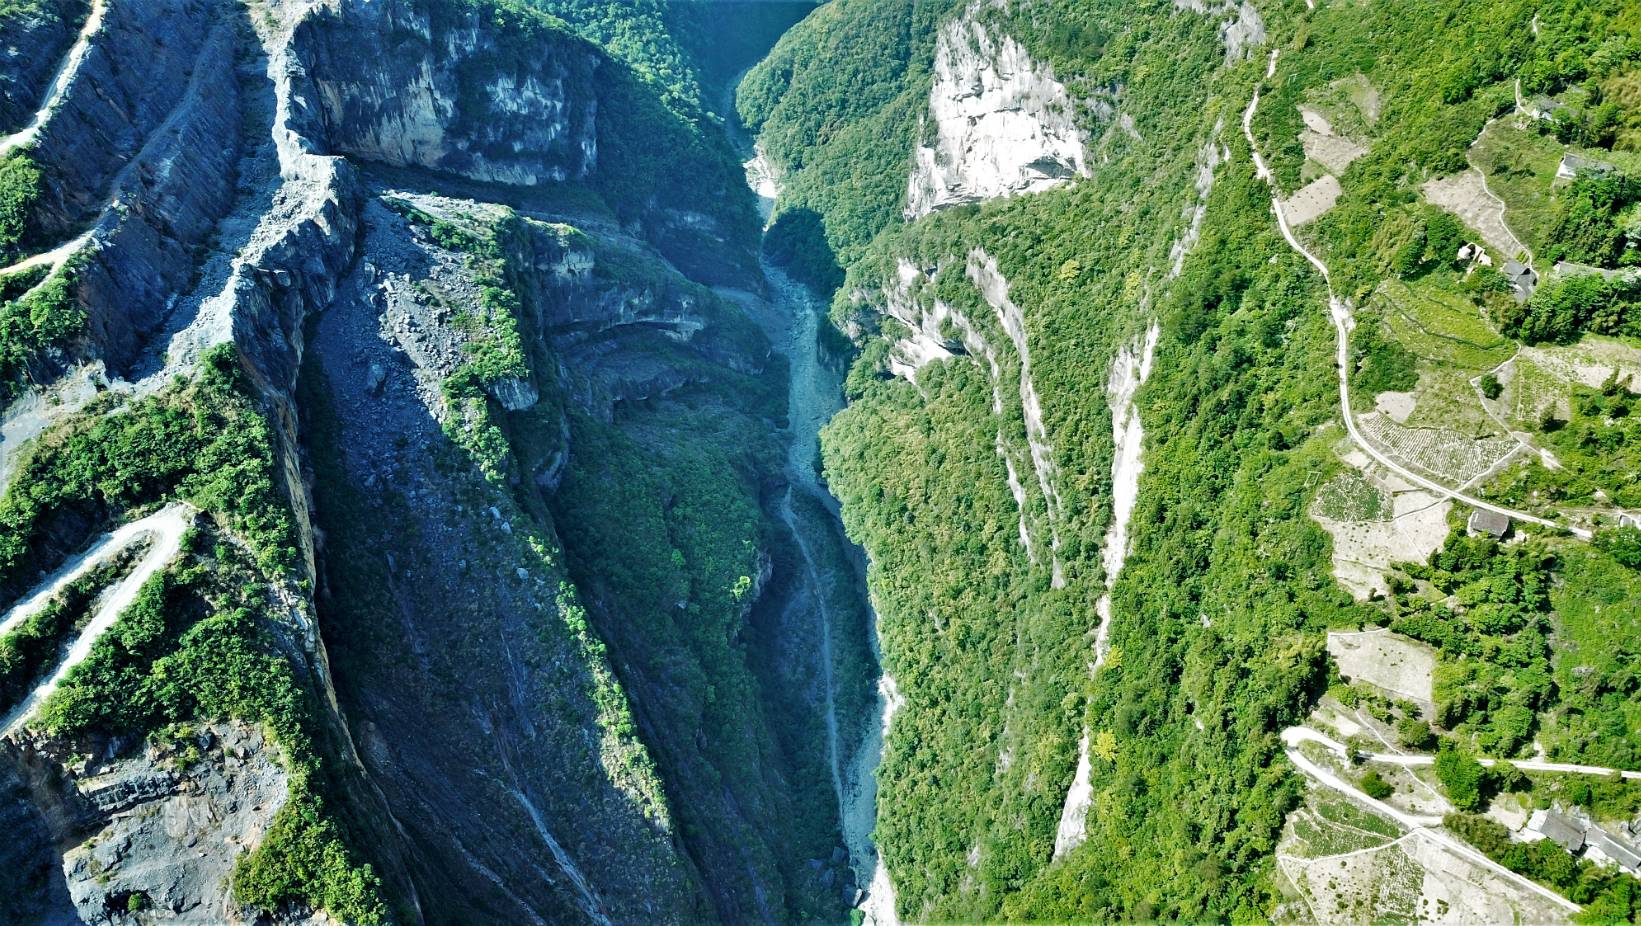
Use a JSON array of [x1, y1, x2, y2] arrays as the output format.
[[0, 0, 1639, 923], [745, 0, 1641, 922]]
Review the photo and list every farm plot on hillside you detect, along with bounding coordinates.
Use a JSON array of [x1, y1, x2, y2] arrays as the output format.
[[1497, 338, 1641, 507], [1376, 279, 1513, 373], [1466, 119, 1565, 256], [1349, 279, 1522, 481]]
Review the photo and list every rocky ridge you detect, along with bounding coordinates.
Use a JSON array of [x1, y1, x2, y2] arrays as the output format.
[[0, 0, 826, 921]]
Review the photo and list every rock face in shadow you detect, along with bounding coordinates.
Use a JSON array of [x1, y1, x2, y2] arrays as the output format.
[[27, 0, 219, 237], [0, 743, 79, 925], [0, 0, 832, 920], [0, 0, 86, 133], [304, 194, 709, 925], [75, 11, 243, 374], [300, 186, 828, 923], [298, 0, 598, 187]]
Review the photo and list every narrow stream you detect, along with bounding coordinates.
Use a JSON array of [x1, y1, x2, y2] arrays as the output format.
[[762, 256, 901, 925], [727, 81, 900, 925]]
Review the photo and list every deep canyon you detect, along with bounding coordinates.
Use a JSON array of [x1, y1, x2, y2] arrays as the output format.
[[2, 0, 1641, 924]]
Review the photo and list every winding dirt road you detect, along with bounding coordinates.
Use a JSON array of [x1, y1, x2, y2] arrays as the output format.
[[1281, 726, 1582, 913], [0, 504, 193, 736], [1241, 50, 1591, 541], [1289, 725, 1641, 782]]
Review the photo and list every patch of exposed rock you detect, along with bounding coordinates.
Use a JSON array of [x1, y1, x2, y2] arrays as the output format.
[[905, 11, 1088, 218], [0, 723, 296, 924], [0, 0, 87, 132], [1173, 0, 1265, 63], [26, 0, 220, 238]]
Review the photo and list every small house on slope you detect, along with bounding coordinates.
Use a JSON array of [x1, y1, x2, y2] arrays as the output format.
[[1521, 807, 1641, 876], [1557, 153, 1616, 182], [1467, 509, 1510, 539], [1527, 809, 1586, 853], [1501, 259, 1538, 301]]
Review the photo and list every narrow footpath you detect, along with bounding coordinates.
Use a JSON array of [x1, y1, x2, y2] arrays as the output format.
[[0, 0, 107, 158]]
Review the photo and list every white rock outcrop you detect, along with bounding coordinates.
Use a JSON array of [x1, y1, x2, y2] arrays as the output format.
[[1174, 0, 1266, 63], [1170, 130, 1228, 279], [905, 14, 1088, 219], [1053, 321, 1158, 861], [880, 260, 964, 381], [1093, 322, 1159, 671], [969, 250, 1065, 586], [869, 255, 1060, 578], [1052, 732, 1094, 860]]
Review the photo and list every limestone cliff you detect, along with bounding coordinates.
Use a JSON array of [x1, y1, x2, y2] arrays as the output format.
[[905, 9, 1089, 219], [299, 0, 599, 187]]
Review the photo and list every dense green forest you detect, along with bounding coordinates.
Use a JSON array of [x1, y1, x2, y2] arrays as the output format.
[[739, 0, 959, 288], [747, 0, 1641, 919], [802, 0, 1367, 916]]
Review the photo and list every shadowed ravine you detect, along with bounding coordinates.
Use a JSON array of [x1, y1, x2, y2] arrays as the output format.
[[763, 258, 900, 924], [725, 72, 899, 921]]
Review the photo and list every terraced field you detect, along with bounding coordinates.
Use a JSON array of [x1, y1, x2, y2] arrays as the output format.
[[1277, 793, 1422, 926], [1358, 414, 1516, 485], [1375, 279, 1513, 373]]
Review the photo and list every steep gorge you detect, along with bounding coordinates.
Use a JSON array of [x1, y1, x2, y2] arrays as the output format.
[[0, 0, 872, 922], [3, 0, 1641, 923]]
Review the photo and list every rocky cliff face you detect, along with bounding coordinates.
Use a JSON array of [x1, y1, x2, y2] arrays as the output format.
[[296, 0, 760, 290], [1, 723, 291, 923], [0, 0, 87, 132], [26, 0, 223, 237], [299, 0, 598, 187], [0, 0, 832, 921], [905, 9, 1089, 219], [0, 0, 820, 919], [303, 192, 706, 924]]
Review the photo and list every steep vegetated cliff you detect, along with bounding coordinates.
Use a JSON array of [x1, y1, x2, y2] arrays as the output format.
[[746, 0, 1641, 922]]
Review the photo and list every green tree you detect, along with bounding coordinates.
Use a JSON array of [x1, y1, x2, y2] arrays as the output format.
[[1360, 770, 1394, 799], [0, 152, 40, 259], [1596, 525, 1641, 569], [1434, 746, 1487, 810], [1397, 714, 1437, 749]]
